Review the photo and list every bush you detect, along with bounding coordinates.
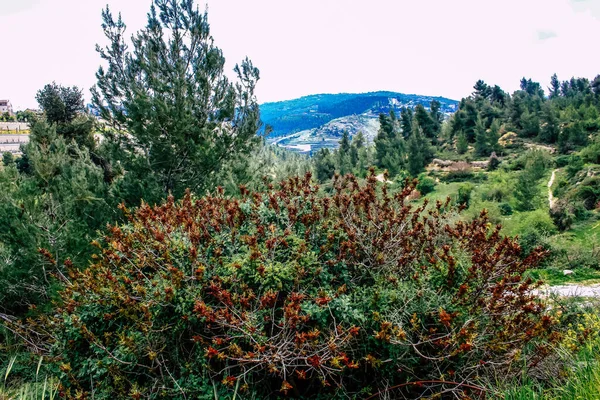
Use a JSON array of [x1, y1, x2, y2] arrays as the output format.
[[550, 200, 575, 231], [488, 152, 501, 171], [416, 175, 436, 195], [442, 162, 474, 182], [36, 174, 557, 399], [580, 141, 600, 164], [577, 176, 600, 210], [481, 184, 509, 202], [457, 183, 474, 207], [499, 203, 513, 216]]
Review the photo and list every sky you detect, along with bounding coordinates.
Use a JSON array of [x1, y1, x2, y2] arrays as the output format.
[[1, 0, 600, 110]]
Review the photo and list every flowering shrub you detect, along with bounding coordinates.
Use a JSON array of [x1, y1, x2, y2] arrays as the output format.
[[46, 172, 557, 398]]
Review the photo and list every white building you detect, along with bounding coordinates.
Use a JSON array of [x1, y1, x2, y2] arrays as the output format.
[[0, 100, 13, 115]]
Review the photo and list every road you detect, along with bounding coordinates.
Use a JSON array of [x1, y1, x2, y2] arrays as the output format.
[[0, 134, 29, 153], [535, 284, 600, 298]]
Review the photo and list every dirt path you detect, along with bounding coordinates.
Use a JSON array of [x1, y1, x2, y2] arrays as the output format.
[[548, 169, 558, 209]]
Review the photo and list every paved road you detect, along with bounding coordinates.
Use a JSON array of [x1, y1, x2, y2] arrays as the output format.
[[535, 284, 600, 298], [0, 134, 29, 153]]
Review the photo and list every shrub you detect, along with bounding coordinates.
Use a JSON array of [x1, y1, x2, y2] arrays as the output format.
[[565, 156, 584, 179], [456, 183, 474, 208], [577, 176, 600, 210], [519, 210, 558, 237], [416, 175, 436, 195], [554, 155, 572, 168], [36, 173, 556, 399], [442, 162, 474, 182], [580, 141, 600, 164], [499, 203, 513, 216], [488, 152, 501, 171], [550, 200, 575, 232], [481, 184, 509, 202]]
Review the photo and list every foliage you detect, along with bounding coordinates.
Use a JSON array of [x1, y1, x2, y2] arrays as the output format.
[[0, 122, 115, 315], [374, 111, 405, 176], [456, 183, 474, 207], [91, 0, 261, 200], [32, 173, 556, 399], [2, 152, 14, 167], [416, 174, 436, 195], [36, 83, 96, 151]]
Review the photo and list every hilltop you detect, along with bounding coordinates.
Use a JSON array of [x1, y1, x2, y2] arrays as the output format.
[[260, 91, 458, 153]]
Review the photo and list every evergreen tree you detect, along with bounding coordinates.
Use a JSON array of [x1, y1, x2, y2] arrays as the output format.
[[549, 74, 561, 99], [474, 116, 491, 157], [415, 104, 436, 141], [407, 121, 432, 176], [375, 111, 405, 176], [36, 83, 96, 151], [456, 132, 468, 155], [349, 132, 365, 168], [490, 85, 507, 106], [336, 132, 352, 175], [0, 121, 115, 315], [539, 103, 560, 143], [515, 171, 539, 211], [488, 119, 500, 154], [313, 148, 335, 183], [91, 1, 260, 200], [473, 80, 492, 100], [339, 131, 351, 154], [429, 100, 443, 135], [2, 152, 14, 167], [400, 107, 413, 138]]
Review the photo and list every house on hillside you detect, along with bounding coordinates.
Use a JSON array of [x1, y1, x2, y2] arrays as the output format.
[[0, 100, 14, 115]]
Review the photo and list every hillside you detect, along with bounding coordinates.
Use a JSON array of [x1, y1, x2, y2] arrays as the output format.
[[260, 91, 458, 153]]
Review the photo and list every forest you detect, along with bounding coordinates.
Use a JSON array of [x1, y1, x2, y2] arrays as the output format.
[[1, 0, 600, 399]]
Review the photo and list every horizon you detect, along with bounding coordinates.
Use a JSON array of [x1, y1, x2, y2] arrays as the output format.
[[2, 0, 600, 110]]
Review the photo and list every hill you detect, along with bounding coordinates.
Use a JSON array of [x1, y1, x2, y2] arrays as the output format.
[[260, 91, 458, 153]]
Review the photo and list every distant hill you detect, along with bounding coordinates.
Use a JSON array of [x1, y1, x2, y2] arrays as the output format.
[[260, 91, 459, 153]]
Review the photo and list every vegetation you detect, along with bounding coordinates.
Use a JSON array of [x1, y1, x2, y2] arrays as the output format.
[[1, 0, 600, 398]]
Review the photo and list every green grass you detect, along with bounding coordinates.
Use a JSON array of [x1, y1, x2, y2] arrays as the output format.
[[526, 267, 600, 286], [1, 356, 58, 400], [499, 340, 600, 399]]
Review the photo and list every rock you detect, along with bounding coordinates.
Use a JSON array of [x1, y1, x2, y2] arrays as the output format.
[[563, 270, 574, 276], [431, 158, 454, 167]]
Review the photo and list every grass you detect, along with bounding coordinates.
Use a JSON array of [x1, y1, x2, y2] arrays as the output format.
[[0, 356, 58, 400], [499, 339, 600, 399], [526, 267, 600, 286]]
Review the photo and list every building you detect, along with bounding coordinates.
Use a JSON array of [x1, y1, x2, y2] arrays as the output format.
[[0, 100, 13, 115]]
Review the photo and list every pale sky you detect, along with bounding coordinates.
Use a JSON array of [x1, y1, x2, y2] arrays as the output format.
[[1, 0, 600, 110]]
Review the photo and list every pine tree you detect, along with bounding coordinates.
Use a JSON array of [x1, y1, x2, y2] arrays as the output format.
[[400, 107, 413, 138], [339, 131, 351, 154], [473, 80, 491, 100], [407, 121, 432, 176], [549, 74, 561, 99], [91, 1, 260, 200], [36, 83, 96, 151], [539, 103, 560, 143], [415, 104, 436, 141], [429, 100, 443, 135], [313, 148, 336, 183], [336, 132, 352, 175], [474, 116, 491, 157], [349, 132, 365, 168], [488, 119, 500, 154], [375, 111, 405, 176], [456, 132, 468, 154]]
